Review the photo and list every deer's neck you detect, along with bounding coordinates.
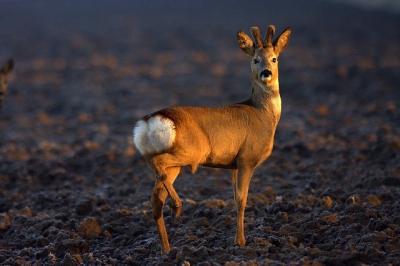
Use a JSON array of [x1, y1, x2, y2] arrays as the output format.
[[249, 79, 281, 109], [247, 79, 281, 123]]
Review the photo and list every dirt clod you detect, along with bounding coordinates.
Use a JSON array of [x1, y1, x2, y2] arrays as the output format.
[[78, 218, 102, 239]]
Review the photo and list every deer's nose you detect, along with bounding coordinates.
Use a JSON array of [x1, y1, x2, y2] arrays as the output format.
[[260, 69, 272, 80]]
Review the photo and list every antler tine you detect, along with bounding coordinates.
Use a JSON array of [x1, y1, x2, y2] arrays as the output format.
[[251, 27, 263, 50], [265, 25, 276, 45]]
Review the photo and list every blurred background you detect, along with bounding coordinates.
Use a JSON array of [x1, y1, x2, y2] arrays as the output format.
[[331, 0, 400, 12], [0, 0, 398, 140]]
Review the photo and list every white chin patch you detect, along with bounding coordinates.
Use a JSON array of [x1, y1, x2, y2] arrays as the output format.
[[261, 76, 272, 82]]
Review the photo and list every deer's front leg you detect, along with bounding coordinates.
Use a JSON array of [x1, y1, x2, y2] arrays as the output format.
[[234, 165, 255, 247], [151, 180, 170, 254], [231, 169, 238, 202]]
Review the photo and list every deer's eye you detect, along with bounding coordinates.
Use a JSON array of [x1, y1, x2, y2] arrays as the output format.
[[253, 58, 260, 64], [272, 58, 277, 63]]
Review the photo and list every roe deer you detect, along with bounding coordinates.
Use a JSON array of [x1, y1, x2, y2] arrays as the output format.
[[133, 25, 291, 254], [0, 59, 14, 110]]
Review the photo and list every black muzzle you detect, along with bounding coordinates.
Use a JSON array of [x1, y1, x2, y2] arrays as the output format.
[[260, 69, 272, 79]]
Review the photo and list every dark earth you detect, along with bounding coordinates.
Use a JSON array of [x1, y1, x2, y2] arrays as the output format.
[[0, 1, 399, 265]]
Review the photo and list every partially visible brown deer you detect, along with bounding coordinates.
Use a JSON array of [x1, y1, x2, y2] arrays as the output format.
[[0, 59, 14, 110], [133, 25, 291, 254]]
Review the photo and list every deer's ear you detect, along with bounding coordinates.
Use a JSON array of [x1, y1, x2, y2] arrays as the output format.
[[237, 30, 254, 56], [1, 59, 14, 74], [273, 27, 291, 55]]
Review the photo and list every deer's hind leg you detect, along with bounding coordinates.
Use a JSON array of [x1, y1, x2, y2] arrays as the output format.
[[150, 154, 183, 218], [160, 167, 182, 219], [151, 180, 170, 254], [150, 154, 182, 254]]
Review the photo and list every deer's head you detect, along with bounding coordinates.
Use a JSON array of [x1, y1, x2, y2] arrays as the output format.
[[237, 26, 290, 88], [0, 59, 14, 95]]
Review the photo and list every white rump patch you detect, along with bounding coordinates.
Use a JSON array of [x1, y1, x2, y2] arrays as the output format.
[[133, 116, 176, 155]]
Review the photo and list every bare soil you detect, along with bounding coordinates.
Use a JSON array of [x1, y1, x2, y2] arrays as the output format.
[[0, 1, 399, 265]]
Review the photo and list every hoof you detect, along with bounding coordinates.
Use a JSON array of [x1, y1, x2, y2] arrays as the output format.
[[170, 202, 182, 221], [161, 244, 171, 255], [172, 205, 182, 217], [234, 236, 246, 247]]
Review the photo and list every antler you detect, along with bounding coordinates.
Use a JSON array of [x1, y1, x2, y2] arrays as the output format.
[[265, 25, 275, 45], [251, 26, 276, 49], [251, 27, 263, 50]]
